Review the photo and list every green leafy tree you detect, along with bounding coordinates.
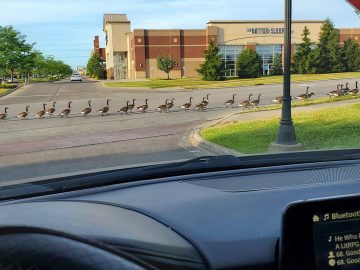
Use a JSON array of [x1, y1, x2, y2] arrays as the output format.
[[236, 49, 262, 78], [156, 55, 176, 79], [341, 38, 360, 72], [311, 19, 344, 73], [270, 54, 283, 75], [293, 26, 314, 74], [87, 53, 106, 79], [197, 40, 225, 81], [0, 26, 34, 80]]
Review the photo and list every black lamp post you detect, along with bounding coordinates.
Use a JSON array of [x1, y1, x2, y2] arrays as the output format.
[[275, 0, 298, 146]]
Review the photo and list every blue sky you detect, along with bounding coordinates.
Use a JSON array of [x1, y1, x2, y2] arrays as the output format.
[[2, 0, 360, 67]]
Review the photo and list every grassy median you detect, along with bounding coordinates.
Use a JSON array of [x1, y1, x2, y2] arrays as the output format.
[[104, 72, 360, 89], [0, 84, 17, 95], [201, 103, 360, 154]]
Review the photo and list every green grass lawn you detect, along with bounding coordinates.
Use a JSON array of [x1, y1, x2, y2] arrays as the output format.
[[104, 72, 360, 89], [201, 103, 360, 154]]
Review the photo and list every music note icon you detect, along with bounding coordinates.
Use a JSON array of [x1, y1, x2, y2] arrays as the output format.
[[324, 214, 330, 221]]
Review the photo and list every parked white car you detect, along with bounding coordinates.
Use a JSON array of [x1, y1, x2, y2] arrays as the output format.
[[70, 74, 82, 82]]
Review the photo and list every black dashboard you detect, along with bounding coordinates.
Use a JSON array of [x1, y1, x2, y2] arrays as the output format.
[[2, 158, 360, 269]]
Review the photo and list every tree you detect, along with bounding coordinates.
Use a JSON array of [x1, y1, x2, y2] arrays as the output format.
[[293, 26, 314, 74], [197, 40, 225, 81], [341, 38, 360, 72], [156, 55, 176, 79], [311, 19, 344, 73], [0, 26, 34, 79], [270, 54, 283, 75], [236, 49, 262, 78], [87, 53, 106, 79]]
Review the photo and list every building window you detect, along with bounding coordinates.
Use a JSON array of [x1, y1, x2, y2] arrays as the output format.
[[219, 45, 244, 77], [173, 38, 178, 43], [137, 38, 142, 43], [256, 45, 282, 75]]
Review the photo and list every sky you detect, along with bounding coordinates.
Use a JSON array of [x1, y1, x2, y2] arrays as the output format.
[[1, 0, 360, 67]]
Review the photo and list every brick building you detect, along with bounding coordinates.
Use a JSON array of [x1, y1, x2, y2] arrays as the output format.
[[102, 14, 360, 80]]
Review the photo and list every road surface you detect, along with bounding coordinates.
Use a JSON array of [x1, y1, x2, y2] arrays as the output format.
[[0, 77, 358, 182]]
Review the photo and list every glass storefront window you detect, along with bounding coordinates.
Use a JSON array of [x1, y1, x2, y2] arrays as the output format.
[[256, 45, 282, 75], [219, 45, 244, 77]]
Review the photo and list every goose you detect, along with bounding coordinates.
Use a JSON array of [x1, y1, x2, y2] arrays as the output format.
[[127, 99, 136, 112], [238, 94, 253, 109], [0, 107, 8, 120], [349, 81, 359, 95], [156, 99, 169, 113], [137, 99, 149, 113], [272, 96, 283, 105], [225, 94, 236, 108], [98, 99, 110, 116], [81, 100, 92, 117], [34, 103, 47, 118], [17, 105, 30, 119], [344, 82, 350, 94], [46, 102, 56, 117], [327, 85, 342, 97], [180, 97, 193, 111], [118, 101, 130, 114], [195, 97, 206, 112], [166, 98, 175, 111], [250, 94, 262, 107], [60, 101, 72, 118], [297, 87, 314, 101], [202, 94, 210, 107]]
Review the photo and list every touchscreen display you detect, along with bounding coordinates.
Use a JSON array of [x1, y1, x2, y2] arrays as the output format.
[[313, 210, 360, 269]]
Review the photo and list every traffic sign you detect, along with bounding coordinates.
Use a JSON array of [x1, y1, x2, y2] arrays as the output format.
[[347, 0, 360, 13]]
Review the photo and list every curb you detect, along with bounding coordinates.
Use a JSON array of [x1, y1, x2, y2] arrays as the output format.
[[0, 84, 24, 99]]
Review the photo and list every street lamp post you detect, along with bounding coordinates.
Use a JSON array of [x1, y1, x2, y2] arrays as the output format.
[[273, 0, 299, 148]]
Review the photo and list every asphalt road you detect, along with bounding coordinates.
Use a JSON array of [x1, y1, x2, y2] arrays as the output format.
[[0, 77, 358, 182]]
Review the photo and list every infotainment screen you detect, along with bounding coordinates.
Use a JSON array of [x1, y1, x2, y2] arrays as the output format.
[[280, 195, 360, 270]]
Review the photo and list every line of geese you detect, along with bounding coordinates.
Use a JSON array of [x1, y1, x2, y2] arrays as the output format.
[[0, 81, 359, 121]]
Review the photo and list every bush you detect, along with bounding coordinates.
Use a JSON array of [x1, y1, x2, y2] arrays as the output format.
[[236, 49, 262, 78], [270, 54, 283, 75], [0, 84, 16, 89]]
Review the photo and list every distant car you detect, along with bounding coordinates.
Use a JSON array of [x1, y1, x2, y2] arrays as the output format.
[[7, 78, 18, 83], [70, 75, 82, 82]]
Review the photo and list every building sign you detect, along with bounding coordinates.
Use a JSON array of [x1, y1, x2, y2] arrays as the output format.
[[247, 27, 285, 35]]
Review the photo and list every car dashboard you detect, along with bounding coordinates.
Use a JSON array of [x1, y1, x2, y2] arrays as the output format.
[[1, 158, 360, 269]]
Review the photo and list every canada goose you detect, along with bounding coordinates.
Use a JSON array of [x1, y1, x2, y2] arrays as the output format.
[[327, 85, 342, 97], [225, 94, 236, 108], [34, 103, 47, 118], [297, 87, 314, 101], [98, 99, 110, 116], [202, 94, 210, 107], [238, 94, 253, 109], [0, 107, 8, 120], [195, 97, 206, 112], [127, 99, 136, 112], [46, 102, 56, 116], [180, 97, 193, 111], [349, 81, 359, 95], [272, 96, 283, 105], [166, 98, 175, 111], [81, 100, 92, 117], [156, 99, 169, 113], [137, 99, 149, 113], [344, 82, 350, 94], [17, 105, 30, 119], [250, 94, 262, 107], [60, 101, 72, 118], [118, 101, 130, 114]]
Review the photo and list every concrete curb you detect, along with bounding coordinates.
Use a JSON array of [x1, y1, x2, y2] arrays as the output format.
[[0, 84, 24, 99]]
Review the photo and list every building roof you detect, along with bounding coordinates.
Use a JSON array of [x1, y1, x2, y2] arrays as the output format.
[[207, 20, 326, 24], [103, 14, 130, 30]]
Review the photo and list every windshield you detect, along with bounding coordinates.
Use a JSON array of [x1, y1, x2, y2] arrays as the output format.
[[1, 0, 360, 186]]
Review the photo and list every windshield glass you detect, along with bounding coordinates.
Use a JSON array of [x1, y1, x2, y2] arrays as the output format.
[[1, 0, 360, 185]]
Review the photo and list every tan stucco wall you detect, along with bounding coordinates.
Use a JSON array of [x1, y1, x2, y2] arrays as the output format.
[[208, 21, 325, 45]]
